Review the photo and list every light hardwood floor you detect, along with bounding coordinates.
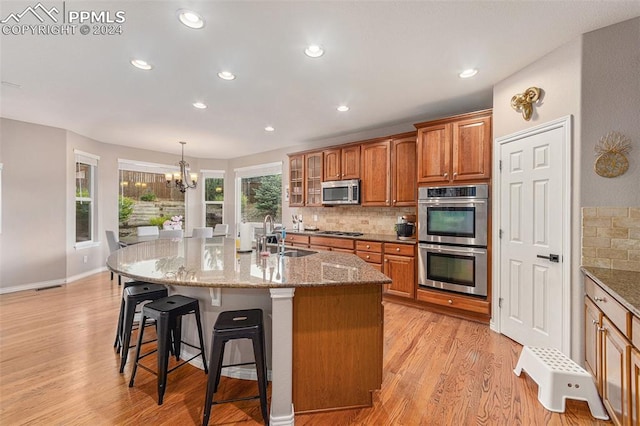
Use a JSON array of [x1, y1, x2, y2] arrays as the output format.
[[0, 272, 608, 425]]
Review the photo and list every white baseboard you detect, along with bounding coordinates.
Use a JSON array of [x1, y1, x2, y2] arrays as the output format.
[[0, 267, 107, 295], [0, 278, 67, 294]]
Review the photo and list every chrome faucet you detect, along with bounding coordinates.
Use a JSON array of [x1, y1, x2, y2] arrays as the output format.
[[263, 214, 274, 237]]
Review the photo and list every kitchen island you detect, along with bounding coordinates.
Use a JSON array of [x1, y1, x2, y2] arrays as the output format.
[[107, 237, 391, 424]]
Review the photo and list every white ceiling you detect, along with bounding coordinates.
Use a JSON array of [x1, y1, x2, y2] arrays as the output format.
[[1, 1, 639, 159]]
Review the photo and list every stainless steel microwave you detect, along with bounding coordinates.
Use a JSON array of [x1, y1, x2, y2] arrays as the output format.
[[321, 179, 360, 205]]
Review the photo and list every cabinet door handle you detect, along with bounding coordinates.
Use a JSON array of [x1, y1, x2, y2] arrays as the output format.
[[393, 199, 396, 203], [447, 299, 453, 304], [366, 255, 370, 259], [384, 259, 388, 263], [453, 172, 458, 179], [366, 245, 370, 249], [594, 296, 605, 302], [396, 247, 400, 252], [591, 319, 598, 325], [443, 173, 448, 178], [598, 326, 606, 333]]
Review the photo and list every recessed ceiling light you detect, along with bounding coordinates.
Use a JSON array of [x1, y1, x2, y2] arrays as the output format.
[[193, 102, 207, 109], [217, 71, 236, 81], [177, 9, 205, 29], [131, 59, 152, 70], [459, 68, 478, 78], [337, 105, 349, 112], [305, 45, 324, 58], [265, 126, 275, 132]]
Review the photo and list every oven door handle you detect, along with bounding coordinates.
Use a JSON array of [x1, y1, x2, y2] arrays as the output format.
[[419, 244, 487, 255], [418, 199, 486, 205]]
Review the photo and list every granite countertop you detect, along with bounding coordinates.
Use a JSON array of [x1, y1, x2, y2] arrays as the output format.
[[581, 266, 640, 317], [107, 237, 391, 289], [289, 230, 417, 244]]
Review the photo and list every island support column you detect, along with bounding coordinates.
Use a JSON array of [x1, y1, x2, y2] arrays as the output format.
[[269, 288, 295, 425]]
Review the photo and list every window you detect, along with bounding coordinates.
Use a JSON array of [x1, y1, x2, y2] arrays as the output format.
[[117, 159, 186, 240], [203, 170, 225, 227], [75, 150, 99, 245], [235, 162, 282, 227]]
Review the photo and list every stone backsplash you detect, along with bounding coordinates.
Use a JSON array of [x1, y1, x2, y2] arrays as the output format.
[[291, 206, 416, 236], [582, 207, 640, 271]]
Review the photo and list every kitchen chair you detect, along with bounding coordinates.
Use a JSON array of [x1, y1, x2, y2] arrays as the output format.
[[213, 224, 229, 236], [129, 294, 208, 405], [105, 230, 126, 285], [192, 227, 214, 238], [202, 308, 268, 425], [159, 229, 183, 239], [137, 226, 160, 237]]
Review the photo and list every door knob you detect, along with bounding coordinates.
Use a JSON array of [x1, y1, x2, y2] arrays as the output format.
[[537, 254, 560, 263]]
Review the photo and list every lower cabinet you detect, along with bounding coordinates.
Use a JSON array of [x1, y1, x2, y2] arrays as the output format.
[[631, 348, 639, 425], [356, 241, 383, 272], [584, 274, 638, 426], [383, 243, 415, 299], [601, 315, 631, 425]]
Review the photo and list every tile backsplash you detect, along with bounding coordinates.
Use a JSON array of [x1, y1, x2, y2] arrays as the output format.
[[582, 207, 640, 271], [292, 206, 415, 235]]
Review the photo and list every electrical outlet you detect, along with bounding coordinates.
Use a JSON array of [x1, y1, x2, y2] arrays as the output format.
[[313, 214, 318, 222], [83, 255, 88, 263]]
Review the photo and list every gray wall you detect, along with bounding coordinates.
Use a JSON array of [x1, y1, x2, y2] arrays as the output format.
[[0, 119, 67, 288], [492, 17, 640, 360], [581, 17, 640, 206]]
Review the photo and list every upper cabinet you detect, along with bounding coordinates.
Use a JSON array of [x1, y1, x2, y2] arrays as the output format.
[[289, 154, 304, 207], [391, 135, 417, 206], [361, 133, 416, 207], [416, 109, 492, 184], [305, 152, 323, 207], [361, 140, 391, 206], [289, 151, 322, 207], [324, 145, 360, 181]]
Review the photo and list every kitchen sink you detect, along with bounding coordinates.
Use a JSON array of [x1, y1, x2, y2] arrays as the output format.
[[282, 248, 316, 258]]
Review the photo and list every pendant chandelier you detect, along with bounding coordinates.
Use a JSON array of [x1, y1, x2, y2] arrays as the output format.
[[165, 141, 197, 193]]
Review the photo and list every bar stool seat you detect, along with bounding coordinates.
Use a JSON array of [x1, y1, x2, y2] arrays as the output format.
[[129, 294, 208, 405], [118, 283, 168, 373], [202, 309, 268, 425]]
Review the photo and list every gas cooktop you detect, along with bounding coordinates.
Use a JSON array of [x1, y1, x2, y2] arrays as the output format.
[[315, 230, 364, 237]]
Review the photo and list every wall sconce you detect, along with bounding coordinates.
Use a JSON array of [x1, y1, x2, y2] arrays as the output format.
[[511, 87, 542, 121]]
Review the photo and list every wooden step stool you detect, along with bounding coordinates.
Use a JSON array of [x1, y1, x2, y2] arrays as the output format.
[[514, 346, 609, 420]]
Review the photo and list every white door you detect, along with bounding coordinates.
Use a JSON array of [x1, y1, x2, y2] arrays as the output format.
[[496, 117, 571, 353]]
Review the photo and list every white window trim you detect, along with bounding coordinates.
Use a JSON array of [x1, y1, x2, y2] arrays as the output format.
[[202, 170, 225, 228], [74, 150, 100, 248], [234, 162, 283, 226], [118, 158, 179, 174]]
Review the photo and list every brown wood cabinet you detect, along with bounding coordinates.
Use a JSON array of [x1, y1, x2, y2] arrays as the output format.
[[383, 243, 415, 299], [360, 133, 416, 207], [293, 284, 383, 413], [602, 315, 631, 425], [289, 154, 304, 206], [324, 145, 360, 181], [632, 348, 639, 425], [585, 296, 603, 393], [356, 241, 384, 272], [309, 235, 355, 253], [305, 152, 323, 207], [391, 135, 417, 206], [415, 109, 491, 184], [361, 140, 391, 206], [284, 234, 310, 248], [584, 274, 637, 426]]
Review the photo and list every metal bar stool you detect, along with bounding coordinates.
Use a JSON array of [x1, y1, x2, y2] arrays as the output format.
[[118, 283, 168, 373], [129, 294, 208, 405], [202, 309, 268, 425]]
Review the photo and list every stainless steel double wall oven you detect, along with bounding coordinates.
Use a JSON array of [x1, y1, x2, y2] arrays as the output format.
[[418, 184, 489, 297]]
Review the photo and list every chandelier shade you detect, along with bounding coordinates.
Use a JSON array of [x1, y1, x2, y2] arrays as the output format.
[[165, 141, 197, 193]]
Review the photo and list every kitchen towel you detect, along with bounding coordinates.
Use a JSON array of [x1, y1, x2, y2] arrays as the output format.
[[239, 222, 253, 252]]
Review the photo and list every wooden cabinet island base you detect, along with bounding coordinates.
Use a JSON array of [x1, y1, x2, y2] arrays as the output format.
[[293, 284, 383, 413]]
